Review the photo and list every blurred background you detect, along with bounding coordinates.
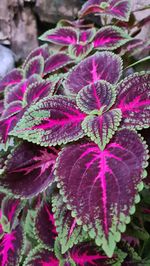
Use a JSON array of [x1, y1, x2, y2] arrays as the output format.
[[0, 0, 149, 78]]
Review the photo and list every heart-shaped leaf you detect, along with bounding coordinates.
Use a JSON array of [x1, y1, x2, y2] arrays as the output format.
[[115, 72, 150, 130], [55, 129, 148, 257], [79, 0, 131, 22], [10, 96, 85, 146], [0, 142, 57, 198], [93, 26, 131, 50], [39, 27, 78, 45], [23, 44, 50, 68], [64, 52, 122, 95]]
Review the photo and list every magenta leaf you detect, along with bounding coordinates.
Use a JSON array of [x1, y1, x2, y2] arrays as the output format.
[[64, 52, 122, 95], [52, 193, 86, 254], [76, 80, 116, 114], [4, 74, 41, 106], [79, 28, 96, 43], [55, 129, 148, 257], [1, 196, 23, 231], [0, 69, 24, 93], [44, 53, 73, 75], [25, 55, 44, 78], [68, 43, 93, 61], [23, 80, 55, 106], [82, 109, 122, 149], [69, 242, 119, 265], [93, 26, 131, 50], [23, 246, 59, 266], [0, 225, 24, 266], [10, 96, 85, 146], [23, 44, 50, 68], [34, 201, 57, 247], [1, 102, 22, 120], [39, 27, 78, 45], [0, 100, 4, 117], [115, 72, 150, 130], [0, 142, 57, 198], [79, 0, 131, 22]]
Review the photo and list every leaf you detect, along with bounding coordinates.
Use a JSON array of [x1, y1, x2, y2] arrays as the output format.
[[68, 43, 93, 61], [52, 193, 86, 254], [4, 74, 42, 106], [78, 0, 131, 22], [23, 245, 59, 266], [39, 27, 78, 45], [25, 55, 44, 78], [44, 53, 73, 75], [69, 242, 113, 266], [79, 28, 96, 43], [115, 72, 150, 129], [0, 69, 24, 93], [34, 201, 57, 247], [64, 52, 122, 95], [0, 142, 57, 198], [93, 26, 131, 50], [1, 196, 23, 231], [1, 101, 22, 119], [76, 80, 116, 114], [23, 80, 55, 106], [0, 225, 24, 266], [82, 109, 122, 149], [0, 100, 4, 117], [23, 44, 50, 68], [10, 96, 85, 147], [55, 129, 148, 257]]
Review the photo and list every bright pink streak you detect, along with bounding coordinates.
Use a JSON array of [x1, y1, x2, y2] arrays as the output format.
[[0, 231, 15, 266], [71, 251, 108, 266], [68, 219, 76, 238]]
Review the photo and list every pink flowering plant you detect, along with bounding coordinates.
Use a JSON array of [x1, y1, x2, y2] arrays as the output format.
[[0, 0, 150, 265]]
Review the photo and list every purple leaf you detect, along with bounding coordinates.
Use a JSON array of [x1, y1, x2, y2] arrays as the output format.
[[115, 72, 150, 129], [69, 242, 116, 265], [24, 80, 55, 106], [4, 74, 42, 106], [55, 129, 148, 257], [68, 43, 93, 61], [25, 55, 44, 78], [79, 28, 96, 43], [52, 193, 86, 254], [1, 102, 22, 119], [76, 80, 116, 114], [34, 201, 57, 247], [39, 27, 78, 45], [0, 225, 24, 266], [0, 69, 24, 93], [1, 196, 23, 230], [11, 96, 86, 146], [64, 52, 122, 95], [1, 142, 57, 198], [23, 44, 50, 68], [44, 53, 73, 75], [23, 246, 59, 266], [93, 26, 131, 50], [78, 0, 131, 22], [82, 109, 122, 149], [0, 100, 4, 117]]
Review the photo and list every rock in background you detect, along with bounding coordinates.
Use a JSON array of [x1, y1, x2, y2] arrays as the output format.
[[0, 0, 149, 66]]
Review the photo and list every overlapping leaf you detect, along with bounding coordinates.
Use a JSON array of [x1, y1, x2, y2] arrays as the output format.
[[34, 201, 57, 247], [55, 129, 148, 257], [23, 44, 50, 68], [78, 0, 131, 22], [64, 52, 122, 95], [24, 55, 44, 78], [10, 96, 85, 146], [68, 43, 93, 61], [93, 26, 131, 50], [0, 69, 24, 93], [0, 142, 57, 198], [44, 53, 73, 75], [115, 72, 150, 129], [52, 193, 86, 254]]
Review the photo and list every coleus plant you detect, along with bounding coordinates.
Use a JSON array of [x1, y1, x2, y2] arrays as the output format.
[[0, 0, 150, 265]]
